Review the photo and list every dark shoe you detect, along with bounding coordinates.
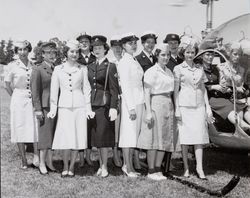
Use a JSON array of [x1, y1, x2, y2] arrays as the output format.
[[28, 163, 39, 169], [46, 166, 59, 173]]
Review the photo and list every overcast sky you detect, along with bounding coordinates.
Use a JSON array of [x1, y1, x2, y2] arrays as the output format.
[[0, 0, 249, 44]]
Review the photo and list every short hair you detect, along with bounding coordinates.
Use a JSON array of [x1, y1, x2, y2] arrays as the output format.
[[62, 45, 81, 58], [14, 43, 32, 54], [154, 48, 171, 62], [93, 43, 110, 55], [178, 45, 199, 60]]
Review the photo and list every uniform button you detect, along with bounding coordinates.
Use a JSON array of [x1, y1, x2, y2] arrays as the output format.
[[26, 69, 29, 71], [27, 79, 30, 81], [29, 96, 32, 98], [69, 79, 72, 81], [69, 74, 72, 76], [69, 85, 72, 87], [27, 74, 30, 76], [70, 90, 72, 92], [94, 83, 96, 85], [93, 77, 96, 79], [26, 87, 29, 89], [94, 89, 96, 91]]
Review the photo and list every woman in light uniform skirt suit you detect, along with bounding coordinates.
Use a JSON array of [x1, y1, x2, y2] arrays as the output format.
[[137, 43, 178, 180], [117, 33, 145, 177], [173, 38, 214, 179], [4, 40, 39, 169], [47, 40, 94, 177]]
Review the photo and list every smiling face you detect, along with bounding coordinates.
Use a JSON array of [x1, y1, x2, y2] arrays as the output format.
[[17, 47, 29, 60], [167, 40, 179, 55], [79, 37, 91, 52], [67, 48, 79, 62], [123, 40, 137, 55], [42, 50, 56, 64], [157, 49, 171, 66], [93, 45, 105, 59], [184, 46, 196, 62], [202, 52, 214, 65], [143, 38, 156, 54]]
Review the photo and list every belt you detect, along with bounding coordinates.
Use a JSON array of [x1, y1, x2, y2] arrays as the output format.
[[151, 92, 172, 97]]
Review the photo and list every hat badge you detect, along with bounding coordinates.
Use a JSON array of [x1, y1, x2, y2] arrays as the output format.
[[95, 38, 99, 42]]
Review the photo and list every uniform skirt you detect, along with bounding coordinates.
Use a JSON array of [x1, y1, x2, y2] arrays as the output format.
[[88, 106, 115, 148], [137, 94, 179, 151], [210, 97, 246, 120], [10, 89, 38, 143], [119, 102, 144, 148], [178, 105, 209, 145], [37, 108, 56, 150], [52, 107, 87, 150]]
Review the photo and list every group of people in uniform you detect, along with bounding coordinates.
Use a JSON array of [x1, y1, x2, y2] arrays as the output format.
[[4, 30, 250, 181]]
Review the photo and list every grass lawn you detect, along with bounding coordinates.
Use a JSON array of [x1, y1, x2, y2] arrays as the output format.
[[1, 83, 249, 198]]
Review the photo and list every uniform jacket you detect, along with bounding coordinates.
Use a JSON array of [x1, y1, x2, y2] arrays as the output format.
[[117, 53, 145, 111], [78, 53, 96, 66], [88, 58, 119, 109], [166, 56, 183, 72], [136, 51, 156, 72], [174, 61, 207, 107], [50, 63, 91, 113], [31, 61, 54, 111]]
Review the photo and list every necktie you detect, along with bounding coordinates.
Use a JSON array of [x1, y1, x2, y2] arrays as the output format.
[[149, 55, 153, 62]]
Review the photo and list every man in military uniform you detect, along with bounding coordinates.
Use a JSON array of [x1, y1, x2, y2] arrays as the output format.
[[163, 33, 183, 71], [136, 31, 157, 72], [77, 32, 96, 66]]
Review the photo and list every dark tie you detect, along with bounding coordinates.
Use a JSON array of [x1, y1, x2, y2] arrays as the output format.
[[149, 55, 153, 62]]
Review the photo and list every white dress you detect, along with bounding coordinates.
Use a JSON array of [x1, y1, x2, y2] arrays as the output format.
[[117, 53, 145, 148], [4, 60, 38, 143], [174, 62, 209, 145], [50, 63, 91, 150]]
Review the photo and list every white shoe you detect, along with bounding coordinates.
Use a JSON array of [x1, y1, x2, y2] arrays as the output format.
[[96, 168, 102, 176], [155, 172, 167, 180], [101, 168, 109, 178], [147, 173, 166, 181], [33, 154, 40, 166], [122, 165, 138, 178]]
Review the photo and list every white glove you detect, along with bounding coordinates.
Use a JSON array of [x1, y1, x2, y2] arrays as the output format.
[[47, 111, 56, 119], [109, 108, 117, 121], [86, 111, 95, 120]]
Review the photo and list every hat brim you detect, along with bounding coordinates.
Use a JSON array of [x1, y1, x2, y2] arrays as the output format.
[[76, 35, 91, 41], [194, 49, 219, 60]]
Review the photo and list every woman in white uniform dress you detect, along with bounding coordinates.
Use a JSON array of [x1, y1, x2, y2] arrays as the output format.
[[4, 40, 39, 169], [173, 38, 213, 179], [117, 33, 144, 177], [48, 40, 93, 177]]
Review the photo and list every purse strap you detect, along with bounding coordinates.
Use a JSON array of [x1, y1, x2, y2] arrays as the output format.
[[104, 63, 110, 91]]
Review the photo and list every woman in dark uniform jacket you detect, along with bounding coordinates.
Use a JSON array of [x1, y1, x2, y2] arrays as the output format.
[[88, 35, 119, 177], [31, 42, 58, 174]]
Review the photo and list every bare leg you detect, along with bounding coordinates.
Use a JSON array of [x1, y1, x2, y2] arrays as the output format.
[[129, 148, 136, 172], [79, 150, 85, 167], [69, 150, 79, 173], [62, 150, 70, 171], [155, 150, 165, 168], [113, 146, 122, 167], [147, 150, 156, 170], [39, 149, 48, 173], [194, 144, 206, 178], [17, 143, 27, 167], [100, 148, 108, 170], [33, 143, 39, 166], [181, 145, 189, 176], [122, 148, 132, 172], [133, 149, 141, 169], [46, 149, 56, 170], [85, 149, 93, 166]]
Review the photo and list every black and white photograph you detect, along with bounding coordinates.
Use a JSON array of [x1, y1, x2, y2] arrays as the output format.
[[0, 0, 250, 197]]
